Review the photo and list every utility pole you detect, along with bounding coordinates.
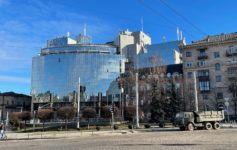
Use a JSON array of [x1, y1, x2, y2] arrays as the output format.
[[135, 72, 139, 128], [194, 71, 198, 112], [77, 77, 80, 129]]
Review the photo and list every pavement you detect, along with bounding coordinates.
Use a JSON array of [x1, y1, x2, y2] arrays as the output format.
[[4, 129, 137, 140], [3, 123, 237, 140]]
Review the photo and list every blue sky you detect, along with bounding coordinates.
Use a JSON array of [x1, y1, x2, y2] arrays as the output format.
[[0, 0, 237, 95]]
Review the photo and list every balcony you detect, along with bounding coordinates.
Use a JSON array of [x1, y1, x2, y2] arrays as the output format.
[[198, 76, 209, 80], [226, 50, 237, 57], [198, 54, 208, 60], [200, 89, 210, 93]]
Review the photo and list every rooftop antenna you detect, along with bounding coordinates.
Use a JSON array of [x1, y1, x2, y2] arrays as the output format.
[[162, 36, 166, 43], [184, 37, 186, 45], [84, 23, 87, 36], [141, 16, 144, 32], [176, 27, 180, 41], [180, 30, 183, 40], [67, 32, 70, 37]]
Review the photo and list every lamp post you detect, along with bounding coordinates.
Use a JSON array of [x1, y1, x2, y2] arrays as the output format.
[[77, 77, 80, 129], [135, 72, 139, 128], [193, 71, 198, 112], [225, 98, 230, 123]]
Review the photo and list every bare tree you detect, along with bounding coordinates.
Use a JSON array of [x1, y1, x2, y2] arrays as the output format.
[[101, 106, 120, 119], [125, 105, 143, 122], [18, 111, 31, 131], [9, 112, 21, 129], [82, 107, 96, 129], [37, 109, 53, 131], [229, 78, 237, 116], [57, 106, 75, 130]]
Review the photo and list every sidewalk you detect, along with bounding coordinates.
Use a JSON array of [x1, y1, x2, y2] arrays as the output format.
[[221, 123, 237, 128], [4, 129, 135, 140]]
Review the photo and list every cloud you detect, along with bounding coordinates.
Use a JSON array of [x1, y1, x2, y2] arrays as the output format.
[[0, 75, 30, 83], [0, 0, 117, 74], [0, 0, 118, 94]]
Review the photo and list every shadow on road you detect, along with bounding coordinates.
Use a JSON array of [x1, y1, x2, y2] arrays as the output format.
[[119, 143, 198, 147], [137, 128, 180, 133]]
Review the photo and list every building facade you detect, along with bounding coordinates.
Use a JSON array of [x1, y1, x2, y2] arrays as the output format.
[[134, 41, 182, 69], [180, 32, 237, 117], [32, 34, 125, 109], [0, 92, 31, 121]]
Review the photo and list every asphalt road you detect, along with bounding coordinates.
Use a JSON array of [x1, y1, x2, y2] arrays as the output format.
[[1, 128, 237, 150]]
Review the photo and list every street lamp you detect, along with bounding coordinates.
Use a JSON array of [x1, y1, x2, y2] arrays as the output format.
[[225, 98, 230, 123], [77, 77, 80, 129]]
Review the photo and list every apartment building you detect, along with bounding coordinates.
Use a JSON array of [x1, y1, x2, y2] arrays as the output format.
[[180, 32, 237, 117]]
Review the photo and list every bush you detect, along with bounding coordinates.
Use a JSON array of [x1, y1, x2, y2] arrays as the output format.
[[128, 124, 133, 129], [9, 112, 21, 128], [113, 125, 119, 130], [96, 126, 100, 131], [144, 124, 151, 128], [159, 122, 164, 128]]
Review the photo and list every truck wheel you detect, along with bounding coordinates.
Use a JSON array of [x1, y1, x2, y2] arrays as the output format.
[[187, 123, 194, 131], [205, 122, 212, 130], [213, 122, 220, 130]]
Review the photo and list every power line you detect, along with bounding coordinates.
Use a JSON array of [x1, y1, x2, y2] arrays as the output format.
[[159, 0, 207, 36], [137, 0, 197, 39]]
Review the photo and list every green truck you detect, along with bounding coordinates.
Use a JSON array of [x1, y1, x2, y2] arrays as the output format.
[[174, 110, 225, 131]]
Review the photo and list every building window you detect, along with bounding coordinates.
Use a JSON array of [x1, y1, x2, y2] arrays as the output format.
[[217, 92, 223, 99], [198, 70, 209, 77], [199, 81, 210, 91], [197, 60, 206, 67], [186, 61, 193, 68], [186, 51, 192, 57], [215, 63, 221, 71], [216, 75, 222, 82], [227, 67, 237, 74], [187, 72, 193, 78], [214, 52, 220, 58], [228, 46, 234, 53], [199, 49, 206, 56]]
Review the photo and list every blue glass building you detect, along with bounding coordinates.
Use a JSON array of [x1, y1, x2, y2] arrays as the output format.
[[32, 36, 125, 103], [133, 41, 181, 69]]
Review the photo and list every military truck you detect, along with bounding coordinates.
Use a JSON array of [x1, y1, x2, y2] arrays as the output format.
[[174, 110, 224, 131]]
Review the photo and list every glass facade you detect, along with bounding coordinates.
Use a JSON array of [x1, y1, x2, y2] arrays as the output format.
[[32, 39, 125, 103], [133, 41, 180, 69]]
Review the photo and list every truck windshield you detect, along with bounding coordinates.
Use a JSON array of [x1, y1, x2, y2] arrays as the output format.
[[175, 112, 184, 119]]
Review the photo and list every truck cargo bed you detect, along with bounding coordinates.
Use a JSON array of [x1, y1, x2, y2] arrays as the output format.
[[196, 110, 224, 122]]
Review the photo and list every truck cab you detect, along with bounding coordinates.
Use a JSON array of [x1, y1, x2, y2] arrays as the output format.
[[174, 112, 195, 130]]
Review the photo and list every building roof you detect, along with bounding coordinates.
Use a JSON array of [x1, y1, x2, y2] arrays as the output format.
[[0, 92, 31, 97], [193, 32, 237, 44], [180, 32, 237, 50]]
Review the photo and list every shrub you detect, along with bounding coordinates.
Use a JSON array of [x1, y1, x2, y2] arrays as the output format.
[[125, 106, 143, 121], [9, 112, 21, 128], [82, 107, 96, 130], [18, 111, 32, 131], [101, 106, 120, 118], [96, 126, 100, 131], [37, 109, 53, 131], [144, 124, 151, 128], [114, 125, 119, 130], [57, 106, 75, 130], [159, 122, 165, 128]]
